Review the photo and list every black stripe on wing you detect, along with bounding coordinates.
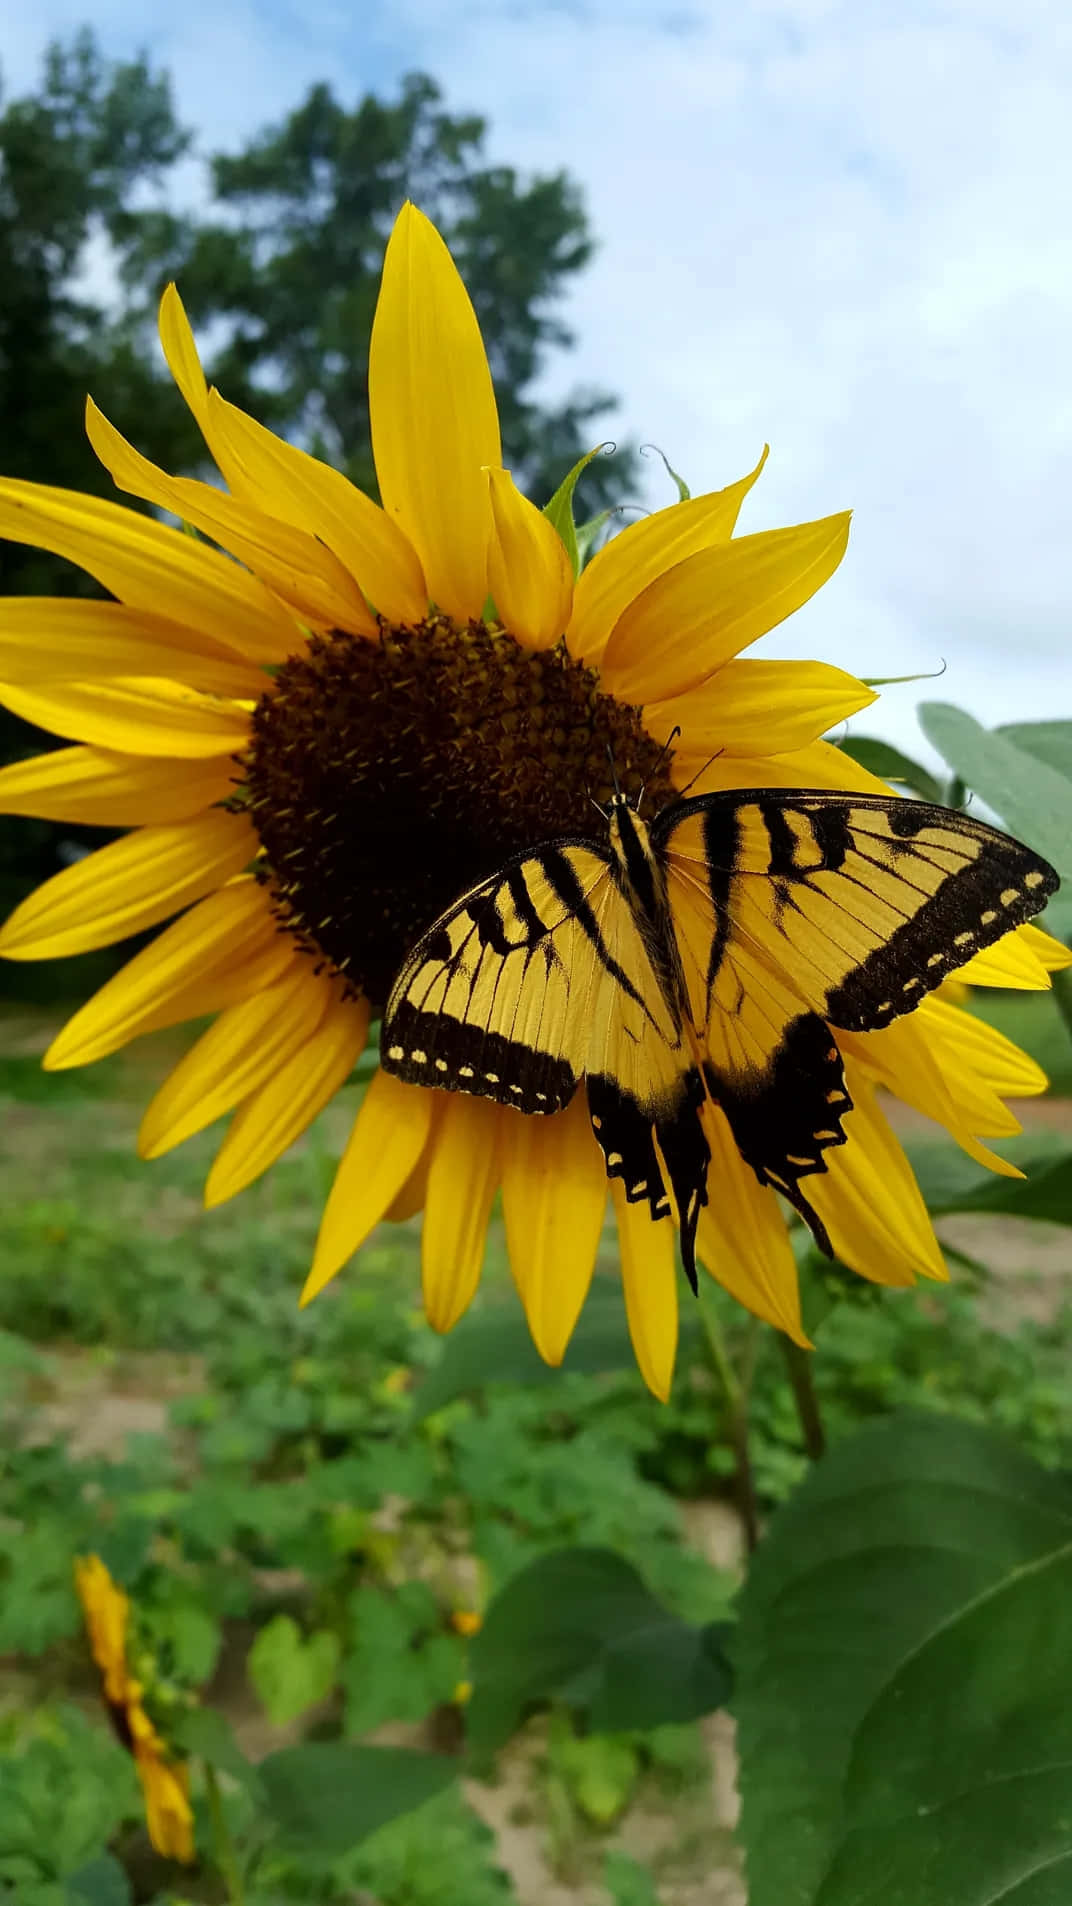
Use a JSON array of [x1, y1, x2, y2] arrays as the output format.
[[704, 1013, 853, 1258], [588, 1069, 709, 1293], [383, 996, 579, 1111]]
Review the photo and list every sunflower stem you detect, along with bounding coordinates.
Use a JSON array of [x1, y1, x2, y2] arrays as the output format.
[[780, 1337, 826, 1461], [696, 1288, 759, 1553], [205, 1761, 245, 1905]]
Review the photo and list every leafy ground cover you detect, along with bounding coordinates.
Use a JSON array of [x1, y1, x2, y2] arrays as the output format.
[[1, 991, 1070, 1904]]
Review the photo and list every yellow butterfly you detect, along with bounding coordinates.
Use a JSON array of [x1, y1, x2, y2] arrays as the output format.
[[381, 789, 1057, 1288]]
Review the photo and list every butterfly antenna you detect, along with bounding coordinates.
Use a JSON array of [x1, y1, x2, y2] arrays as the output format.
[[676, 746, 725, 800], [638, 725, 682, 811], [605, 743, 623, 800]]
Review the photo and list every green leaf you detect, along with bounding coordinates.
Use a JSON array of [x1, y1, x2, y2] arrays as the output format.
[[247, 1614, 341, 1727], [836, 736, 943, 804], [996, 719, 1072, 782], [169, 1705, 259, 1791], [733, 1411, 1072, 1906], [556, 1733, 639, 1825], [415, 1285, 699, 1417], [917, 702, 1072, 875], [604, 1849, 664, 1906], [64, 1856, 132, 1906], [905, 1138, 1072, 1224], [543, 444, 614, 576], [342, 1583, 462, 1735], [258, 1742, 457, 1858], [467, 1547, 732, 1754]]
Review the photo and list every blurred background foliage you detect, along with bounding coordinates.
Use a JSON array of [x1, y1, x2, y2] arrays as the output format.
[[0, 28, 636, 950]]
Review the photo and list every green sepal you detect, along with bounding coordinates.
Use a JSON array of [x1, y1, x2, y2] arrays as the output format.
[[861, 662, 947, 687], [574, 507, 619, 567], [543, 444, 614, 576], [641, 442, 691, 500]]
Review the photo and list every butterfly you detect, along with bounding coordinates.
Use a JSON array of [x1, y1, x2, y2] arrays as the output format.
[[380, 788, 1058, 1290]]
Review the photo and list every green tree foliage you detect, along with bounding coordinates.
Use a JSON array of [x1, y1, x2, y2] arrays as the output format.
[[131, 72, 630, 509], [0, 31, 634, 937]]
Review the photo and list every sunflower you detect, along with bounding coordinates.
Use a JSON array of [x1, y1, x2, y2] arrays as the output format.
[[1, 204, 1067, 1399], [73, 1555, 195, 1863]]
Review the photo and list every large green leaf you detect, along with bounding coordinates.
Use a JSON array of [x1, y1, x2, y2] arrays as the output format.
[[996, 720, 1072, 782], [917, 702, 1072, 876], [837, 737, 943, 804], [169, 1704, 259, 1791], [467, 1547, 731, 1754], [905, 1137, 1072, 1224], [414, 1284, 702, 1417], [64, 1859, 131, 1906], [733, 1412, 1072, 1906], [258, 1743, 457, 1858]]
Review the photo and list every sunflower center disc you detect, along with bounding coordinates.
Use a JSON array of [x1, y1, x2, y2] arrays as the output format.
[[244, 616, 675, 1008]]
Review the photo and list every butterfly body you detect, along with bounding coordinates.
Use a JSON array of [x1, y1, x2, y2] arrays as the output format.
[[381, 788, 1058, 1292]]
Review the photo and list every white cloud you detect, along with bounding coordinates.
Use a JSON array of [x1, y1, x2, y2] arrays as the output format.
[[6, 0, 1072, 759]]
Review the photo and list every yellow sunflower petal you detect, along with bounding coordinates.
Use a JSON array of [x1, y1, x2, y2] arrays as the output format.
[[370, 202, 500, 620], [0, 810, 257, 961], [959, 921, 1071, 989], [501, 1093, 606, 1364], [158, 284, 211, 429], [303, 1070, 438, 1303], [841, 1013, 1025, 1179], [648, 658, 875, 759], [0, 599, 264, 696], [422, 1094, 503, 1332], [137, 961, 329, 1158], [921, 997, 1048, 1101], [0, 677, 251, 759], [1017, 922, 1072, 972], [695, 1104, 809, 1342], [672, 735, 892, 798], [86, 399, 373, 636], [205, 390, 428, 624], [205, 989, 370, 1206], [600, 513, 852, 704], [486, 468, 574, 652], [565, 447, 770, 664], [0, 479, 296, 664], [46, 878, 294, 1069], [806, 1064, 947, 1286], [610, 1182, 678, 1401], [0, 747, 236, 826]]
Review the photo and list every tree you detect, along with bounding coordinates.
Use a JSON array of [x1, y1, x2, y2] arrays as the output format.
[[0, 34, 634, 960], [122, 71, 630, 510]]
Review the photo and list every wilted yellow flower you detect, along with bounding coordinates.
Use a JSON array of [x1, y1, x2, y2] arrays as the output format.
[[2, 204, 1067, 1397], [73, 1555, 194, 1863]]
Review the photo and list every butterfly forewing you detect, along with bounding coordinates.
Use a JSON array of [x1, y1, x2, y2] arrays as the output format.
[[659, 791, 1057, 1034], [382, 843, 610, 1112], [656, 788, 1056, 1247]]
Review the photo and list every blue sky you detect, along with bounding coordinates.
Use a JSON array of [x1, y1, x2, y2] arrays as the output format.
[[6, 0, 1072, 758]]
